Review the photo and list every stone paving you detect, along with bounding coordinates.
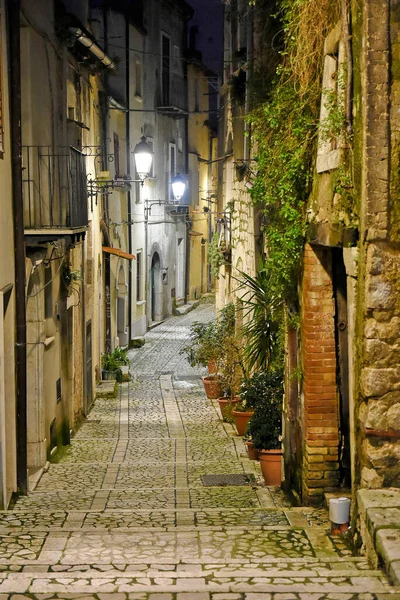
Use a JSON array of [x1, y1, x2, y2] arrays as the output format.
[[1, 301, 400, 599]]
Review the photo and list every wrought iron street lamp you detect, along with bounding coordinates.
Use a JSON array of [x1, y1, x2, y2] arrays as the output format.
[[171, 173, 186, 202], [133, 136, 153, 184]]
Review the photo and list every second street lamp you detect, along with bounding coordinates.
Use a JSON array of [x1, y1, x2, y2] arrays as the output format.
[[171, 173, 186, 202], [133, 136, 153, 184]]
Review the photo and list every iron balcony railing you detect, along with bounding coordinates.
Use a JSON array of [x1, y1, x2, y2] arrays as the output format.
[[158, 74, 188, 115], [22, 146, 88, 230]]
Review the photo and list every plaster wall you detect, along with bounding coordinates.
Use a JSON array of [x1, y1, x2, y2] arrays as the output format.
[[0, 0, 17, 505], [187, 63, 213, 299], [140, 0, 189, 322]]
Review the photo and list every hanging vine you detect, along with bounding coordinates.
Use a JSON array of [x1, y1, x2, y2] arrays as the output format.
[[247, 0, 341, 303]]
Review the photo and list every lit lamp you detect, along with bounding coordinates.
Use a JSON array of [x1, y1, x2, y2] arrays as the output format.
[[171, 173, 186, 202], [133, 136, 153, 185]]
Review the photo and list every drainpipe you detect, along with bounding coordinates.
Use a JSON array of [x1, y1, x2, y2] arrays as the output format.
[[125, 13, 133, 345], [100, 219, 111, 354], [183, 19, 190, 305], [68, 28, 115, 70], [7, 0, 28, 494]]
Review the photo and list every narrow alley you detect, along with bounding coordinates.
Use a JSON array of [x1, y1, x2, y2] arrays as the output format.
[[0, 303, 397, 599]]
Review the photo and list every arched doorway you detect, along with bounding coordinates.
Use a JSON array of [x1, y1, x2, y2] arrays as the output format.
[[151, 252, 162, 322]]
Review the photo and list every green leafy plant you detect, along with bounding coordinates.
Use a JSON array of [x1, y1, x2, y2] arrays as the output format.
[[216, 303, 247, 398], [209, 233, 227, 279], [236, 267, 283, 371], [179, 321, 222, 369], [101, 353, 121, 373], [112, 347, 129, 366], [247, 369, 284, 450], [246, 0, 340, 304], [240, 369, 283, 410]]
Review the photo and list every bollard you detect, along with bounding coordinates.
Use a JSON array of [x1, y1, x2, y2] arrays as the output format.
[[329, 497, 350, 534]]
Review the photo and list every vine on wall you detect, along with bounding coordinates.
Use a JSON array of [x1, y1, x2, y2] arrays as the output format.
[[248, 0, 341, 303]]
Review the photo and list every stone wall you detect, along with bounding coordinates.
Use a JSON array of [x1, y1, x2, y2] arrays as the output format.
[[356, 0, 400, 489], [301, 244, 340, 503]]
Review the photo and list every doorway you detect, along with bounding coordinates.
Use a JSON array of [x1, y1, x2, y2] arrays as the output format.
[[176, 238, 185, 301], [151, 252, 162, 322], [332, 248, 351, 488]]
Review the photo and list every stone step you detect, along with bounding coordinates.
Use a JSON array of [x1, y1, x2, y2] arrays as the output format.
[[0, 569, 396, 595], [0, 507, 329, 530], [0, 593, 397, 600]]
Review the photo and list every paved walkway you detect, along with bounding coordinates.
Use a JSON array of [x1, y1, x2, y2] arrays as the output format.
[[1, 301, 399, 599]]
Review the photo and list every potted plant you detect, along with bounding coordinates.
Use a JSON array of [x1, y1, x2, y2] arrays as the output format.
[[113, 347, 130, 381], [243, 433, 259, 460], [231, 400, 254, 436], [179, 320, 223, 398], [247, 368, 283, 485], [236, 266, 283, 372], [101, 352, 121, 381], [216, 303, 247, 420]]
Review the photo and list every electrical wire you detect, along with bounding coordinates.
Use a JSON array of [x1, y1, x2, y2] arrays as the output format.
[[26, 255, 66, 299]]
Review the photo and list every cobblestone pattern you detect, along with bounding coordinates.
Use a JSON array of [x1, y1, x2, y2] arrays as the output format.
[[35, 466, 107, 492], [0, 592, 394, 600], [3, 302, 397, 597]]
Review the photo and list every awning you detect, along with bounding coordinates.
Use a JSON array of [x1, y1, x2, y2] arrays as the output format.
[[103, 246, 136, 260]]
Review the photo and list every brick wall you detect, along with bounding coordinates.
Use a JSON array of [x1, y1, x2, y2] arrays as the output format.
[[302, 244, 340, 503]]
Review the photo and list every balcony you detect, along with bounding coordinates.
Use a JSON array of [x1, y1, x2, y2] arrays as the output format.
[[22, 146, 88, 243], [157, 74, 188, 118]]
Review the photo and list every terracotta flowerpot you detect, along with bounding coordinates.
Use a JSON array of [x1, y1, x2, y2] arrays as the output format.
[[208, 360, 217, 375], [217, 396, 241, 421], [232, 410, 254, 436], [245, 440, 259, 460], [202, 375, 222, 400], [258, 449, 283, 486]]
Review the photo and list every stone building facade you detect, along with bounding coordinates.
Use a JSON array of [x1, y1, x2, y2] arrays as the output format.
[[219, 0, 400, 508]]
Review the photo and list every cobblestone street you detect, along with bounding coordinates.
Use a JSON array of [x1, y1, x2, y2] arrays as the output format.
[[1, 302, 399, 599]]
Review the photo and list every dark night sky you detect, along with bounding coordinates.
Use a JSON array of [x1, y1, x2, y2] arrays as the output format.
[[187, 0, 224, 75]]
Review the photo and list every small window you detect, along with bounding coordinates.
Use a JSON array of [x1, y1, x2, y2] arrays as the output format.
[[161, 33, 171, 105], [168, 143, 176, 201], [135, 60, 142, 98], [136, 251, 142, 301], [173, 45, 180, 69]]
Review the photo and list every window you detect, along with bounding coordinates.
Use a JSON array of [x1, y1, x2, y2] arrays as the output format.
[[136, 251, 142, 301], [173, 45, 180, 69], [161, 33, 171, 105], [135, 60, 142, 98], [168, 143, 176, 201]]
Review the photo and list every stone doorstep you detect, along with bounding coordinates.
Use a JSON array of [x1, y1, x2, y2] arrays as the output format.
[[356, 489, 400, 586]]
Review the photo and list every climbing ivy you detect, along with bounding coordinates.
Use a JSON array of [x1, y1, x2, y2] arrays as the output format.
[[247, 0, 341, 303]]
